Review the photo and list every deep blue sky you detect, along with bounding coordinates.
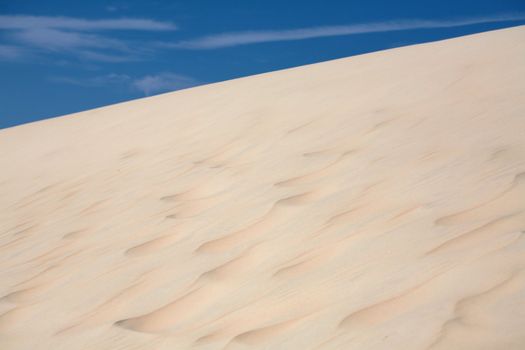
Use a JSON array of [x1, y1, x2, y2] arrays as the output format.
[[1, 1, 525, 129]]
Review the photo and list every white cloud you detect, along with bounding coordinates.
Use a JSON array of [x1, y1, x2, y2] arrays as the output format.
[[132, 73, 198, 95], [0, 15, 176, 62], [0, 15, 176, 31], [77, 50, 133, 62], [169, 13, 525, 49], [12, 28, 126, 50], [0, 44, 24, 59], [105, 4, 129, 13]]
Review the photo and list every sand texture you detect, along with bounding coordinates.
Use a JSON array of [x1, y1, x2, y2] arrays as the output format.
[[1, 26, 525, 349]]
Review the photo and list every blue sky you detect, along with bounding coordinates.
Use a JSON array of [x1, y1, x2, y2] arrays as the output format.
[[1, 1, 525, 129]]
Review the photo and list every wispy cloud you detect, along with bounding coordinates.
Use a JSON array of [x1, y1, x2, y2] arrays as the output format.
[[0, 15, 176, 31], [12, 28, 127, 50], [77, 50, 133, 63], [168, 13, 525, 49], [0, 44, 25, 60], [0, 15, 176, 62], [132, 72, 199, 95], [52, 72, 199, 96], [105, 4, 129, 13]]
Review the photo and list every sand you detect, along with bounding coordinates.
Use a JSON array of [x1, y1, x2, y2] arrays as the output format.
[[1, 25, 524, 350]]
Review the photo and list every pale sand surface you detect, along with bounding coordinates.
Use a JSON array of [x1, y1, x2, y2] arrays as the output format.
[[1, 26, 525, 349]]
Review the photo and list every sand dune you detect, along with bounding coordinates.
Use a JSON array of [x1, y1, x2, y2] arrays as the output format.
[[1, 26, 525, 349]]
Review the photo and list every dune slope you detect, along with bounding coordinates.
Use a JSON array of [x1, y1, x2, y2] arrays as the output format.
[[1, 26, 525, 350]]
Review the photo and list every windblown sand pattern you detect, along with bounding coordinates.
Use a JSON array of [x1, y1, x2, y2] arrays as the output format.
[[1, 26, 524, 349]]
